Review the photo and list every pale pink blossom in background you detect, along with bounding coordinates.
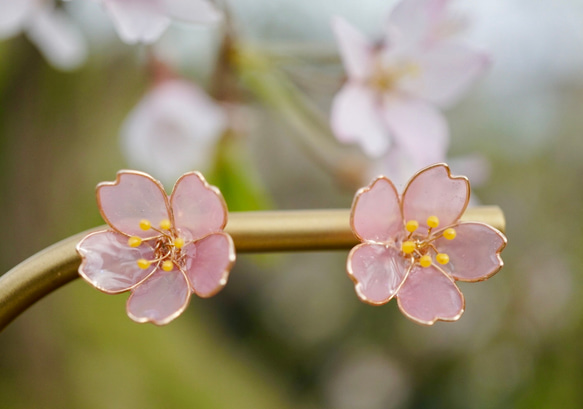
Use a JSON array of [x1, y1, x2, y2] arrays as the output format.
[[121, 79, 227, 185], [347, 164, 505, 325], [331, 0, 488, 170], [0, 0, 86, 70], [97, 0, 223, 44]]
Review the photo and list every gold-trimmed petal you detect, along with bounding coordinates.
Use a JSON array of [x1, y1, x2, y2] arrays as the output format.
[[347, 242, 410, 305], [396, 264, 465, 325], [96, 170, 172, 240], [435, 222, 507, 282], [401, 163, 470, 235]]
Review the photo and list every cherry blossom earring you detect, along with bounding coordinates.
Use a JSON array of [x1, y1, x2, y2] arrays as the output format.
[[347, 163, 507, 325], [76, 170, 236, 325]]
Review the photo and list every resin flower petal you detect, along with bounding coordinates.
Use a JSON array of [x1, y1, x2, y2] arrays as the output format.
[[97, 171, 170, 239], [397, 264, 465, 325], [77, 230, 156, 293], [402, 164, 469, 232], [435, 222, 506, 281], [170, 172, 228, 241], [126, 268, 191, 325], [348, 244, 409, 305], [350, 176, 402, 243], [183, 232, 235, 298]]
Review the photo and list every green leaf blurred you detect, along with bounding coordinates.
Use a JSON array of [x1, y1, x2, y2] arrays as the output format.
[[208, 132, 273, 212]]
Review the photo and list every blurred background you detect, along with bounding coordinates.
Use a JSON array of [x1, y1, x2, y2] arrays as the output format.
[[1, 0, 583, 408]]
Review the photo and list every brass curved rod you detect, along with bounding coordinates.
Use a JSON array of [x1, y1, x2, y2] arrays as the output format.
[[0, 207, 504, 331]]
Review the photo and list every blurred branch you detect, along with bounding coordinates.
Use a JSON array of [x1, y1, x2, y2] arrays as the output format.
[[231, 45, 368, 188]]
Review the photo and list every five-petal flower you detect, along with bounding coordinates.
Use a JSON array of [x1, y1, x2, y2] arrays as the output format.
[[330, 0, 489, 169], [347, 163, 506, 325], [77, 170, 235, 325]]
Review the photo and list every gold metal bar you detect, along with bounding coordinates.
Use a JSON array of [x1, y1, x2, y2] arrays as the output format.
[[0, 207, 504, 331], [226, 207, 504, 251]]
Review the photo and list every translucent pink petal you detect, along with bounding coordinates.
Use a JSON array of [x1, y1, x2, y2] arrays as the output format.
[[380, 95, 448, 168], [126, 268, 191, 325], [170, 172, 227, 241], [183, 233, 235, 298], [397, 264, 464, 325], [97, 171, 170, 239], [435, 222, 506, 282], [347, 243, 409, 305], [351, 176, 402, 242], [331, 16, 374, 80], [102, 0, 169, 44], [402, 164, 469, 233], [402, 41, 489, 107], [166, 0, 223, 24], [331, 84, 390, 157], [77, 230, 156, 294]]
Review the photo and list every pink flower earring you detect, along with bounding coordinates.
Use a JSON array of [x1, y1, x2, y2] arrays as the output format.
[[347, 163, 507, 325], [76, 170, 235, 325]]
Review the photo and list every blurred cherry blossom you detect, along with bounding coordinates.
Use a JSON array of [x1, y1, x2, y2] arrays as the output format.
[[330, 0, 488, 168], [96, 0, 223, 44], [0, 0, 87, 70], [121, 79, 227, 185]]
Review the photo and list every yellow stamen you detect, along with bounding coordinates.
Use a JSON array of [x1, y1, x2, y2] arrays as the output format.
[[427, 215, 440, 229], [405, 220, 419, 233], [162, 260, 174, 271], [419, 255, 432, 268], [436, 253, 450, 265], [443, 228, 456, 240], [137, 259, 151, 269], [402, 241, 416, 254], [127, 236, 142, 248], [139, 219, 151, 231], [159, 219, 171, 230], [174, 237, 185, 249]]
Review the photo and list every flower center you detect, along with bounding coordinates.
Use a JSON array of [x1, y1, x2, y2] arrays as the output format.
[[130, 218, 188, 272], [400, 215, 456, 268], [369, 59, 421, 92]]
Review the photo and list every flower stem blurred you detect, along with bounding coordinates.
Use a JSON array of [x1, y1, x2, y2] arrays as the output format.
[[230, 44, 367, 189]]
